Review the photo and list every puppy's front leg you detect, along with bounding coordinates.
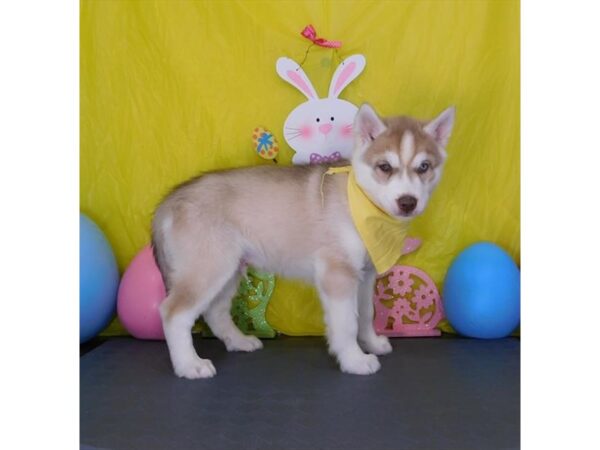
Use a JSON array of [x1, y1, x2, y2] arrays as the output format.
[[357, 269, 392, 355], [316, 259, 381, 375]]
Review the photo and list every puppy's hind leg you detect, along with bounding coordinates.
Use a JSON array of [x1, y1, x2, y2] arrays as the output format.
[[160, 285, 217, 379], [203, 273, 263, 352], [160, 249, 241, 380]]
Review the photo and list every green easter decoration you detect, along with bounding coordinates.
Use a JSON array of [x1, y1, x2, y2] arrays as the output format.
[[201, 267, 277, 338]]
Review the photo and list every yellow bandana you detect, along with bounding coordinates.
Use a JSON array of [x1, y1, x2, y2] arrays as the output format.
[[325, 166, 409, 275]]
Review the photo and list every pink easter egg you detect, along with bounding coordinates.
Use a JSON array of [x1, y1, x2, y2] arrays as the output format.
[[117, 245, 166, 340]]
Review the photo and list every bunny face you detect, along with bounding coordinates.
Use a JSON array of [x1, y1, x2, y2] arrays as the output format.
[[283, 98, 357, 165], [276, 55, 366, 165]]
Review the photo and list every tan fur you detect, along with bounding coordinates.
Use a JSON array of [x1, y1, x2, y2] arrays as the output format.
[[319, 257, 359, 300], [152, 105, 454, 378], [153, 164, 360, 295], [363, 116, 444, 174], [161, 284, 197, 323]]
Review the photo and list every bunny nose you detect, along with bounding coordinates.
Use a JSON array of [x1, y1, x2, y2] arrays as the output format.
[[319, 124, 333, 135]]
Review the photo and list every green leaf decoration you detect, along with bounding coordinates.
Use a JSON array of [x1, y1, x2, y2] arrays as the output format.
[[201, 267, 277, 338]]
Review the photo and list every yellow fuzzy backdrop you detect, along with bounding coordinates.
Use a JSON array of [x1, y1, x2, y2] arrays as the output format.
[[80, 0, 519, 336]]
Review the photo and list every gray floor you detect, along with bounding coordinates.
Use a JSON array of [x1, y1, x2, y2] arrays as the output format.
[[81, 335, 519, 450]]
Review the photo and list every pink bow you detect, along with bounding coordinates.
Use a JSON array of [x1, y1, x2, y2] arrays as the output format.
[[309, 151, 342, 165], [300, 25, 342, 49]]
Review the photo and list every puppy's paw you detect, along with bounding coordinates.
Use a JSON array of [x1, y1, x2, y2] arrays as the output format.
[[174, 357, 216, 379], [360, 334, 393, 356], [225, 335, 263, 352], [339, 352, 381, 375]]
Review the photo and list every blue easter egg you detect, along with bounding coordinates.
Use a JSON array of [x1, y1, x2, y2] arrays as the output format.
[[80, 213, 119, 343], [443, 242, 520, 339]]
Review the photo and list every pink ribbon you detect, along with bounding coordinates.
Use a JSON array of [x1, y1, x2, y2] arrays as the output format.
[[309, 151, 342, 165], [301, 25, 342, 49]]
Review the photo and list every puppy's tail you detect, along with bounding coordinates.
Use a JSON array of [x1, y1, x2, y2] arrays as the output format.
[[151, 211, 171, 293]]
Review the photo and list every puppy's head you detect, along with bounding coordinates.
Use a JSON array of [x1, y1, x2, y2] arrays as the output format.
[[351, 103, 455, 219]]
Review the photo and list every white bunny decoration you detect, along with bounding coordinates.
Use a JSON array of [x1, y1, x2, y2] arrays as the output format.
[[276, 54, 366, 165]]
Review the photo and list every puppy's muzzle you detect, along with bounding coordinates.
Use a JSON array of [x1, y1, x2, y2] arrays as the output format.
[[397, 195, 417, 215]]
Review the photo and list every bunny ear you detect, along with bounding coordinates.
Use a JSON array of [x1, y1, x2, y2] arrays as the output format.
[[328, 54, 366, 99], [276, 57, 319, 100]]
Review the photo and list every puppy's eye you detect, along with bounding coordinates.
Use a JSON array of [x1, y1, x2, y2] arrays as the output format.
[[330, 116, 335, 121], [416, 161, 431, 174], [377, 162, 393, 174], [316, 118, 321, 123]]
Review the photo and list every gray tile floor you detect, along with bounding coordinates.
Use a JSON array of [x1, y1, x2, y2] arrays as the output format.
[[81, 335, 519, 450]]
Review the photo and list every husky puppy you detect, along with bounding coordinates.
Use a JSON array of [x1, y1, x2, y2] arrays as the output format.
[[152, 104, 455, 379]]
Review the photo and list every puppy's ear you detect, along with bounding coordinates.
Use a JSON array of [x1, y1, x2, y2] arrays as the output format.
[[354, 103, 387, 146], [424, 106, 455, 148]]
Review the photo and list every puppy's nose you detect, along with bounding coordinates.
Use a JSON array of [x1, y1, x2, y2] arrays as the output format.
[[397, 195, 417, 214], [319, 124, 333, 135]]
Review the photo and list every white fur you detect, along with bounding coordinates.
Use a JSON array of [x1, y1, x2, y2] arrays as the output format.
[[412, 152, 429, 167], [153, 105, 454, 379], [203, 275, 264, 353], [352, 104, 455, 218], [385, 151, 400, 169], [400, 131, 415, 166], [357, 269, 392, 355], [353, 103, 387, 147], [424, 106, 456, 150], [353, 155, 409, 218], [160, 305, 217, 379]]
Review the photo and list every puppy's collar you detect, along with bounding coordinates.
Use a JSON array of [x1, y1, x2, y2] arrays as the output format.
[[325, 166, 409, 274]]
